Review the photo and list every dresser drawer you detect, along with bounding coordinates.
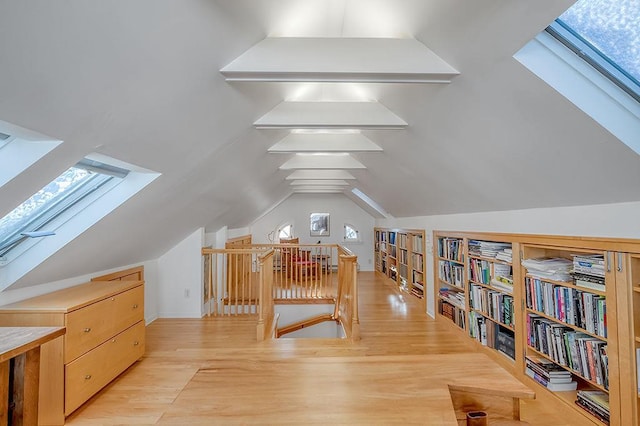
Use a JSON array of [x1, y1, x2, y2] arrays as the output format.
[[64, 320, 145, 415], [64, 285, 144, 362]]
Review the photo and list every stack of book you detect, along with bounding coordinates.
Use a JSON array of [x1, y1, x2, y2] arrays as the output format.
[[468, 240, 511, 259], [572, 254, 605, 292], [438, 288, 465, 309], [495, 247, 513, 263], [576, 390, 610, 424], [525, 356, 577, 391], [522, 257, 573, 282]]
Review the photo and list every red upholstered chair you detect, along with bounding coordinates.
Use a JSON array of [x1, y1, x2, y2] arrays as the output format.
[[280, 239, 319, 280]]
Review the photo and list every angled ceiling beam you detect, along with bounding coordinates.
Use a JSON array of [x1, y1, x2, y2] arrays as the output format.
[[221, 37, 459, 83], [286, 170, 357, 180], [292, 188, 345, 193], [254, 101, 407, 130], [268, 132, 383, 153], [279, 153, 366, 170], [290, 180, 350, 186]]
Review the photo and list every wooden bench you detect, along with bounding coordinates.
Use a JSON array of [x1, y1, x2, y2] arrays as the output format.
[[1, 327, 65, 425]]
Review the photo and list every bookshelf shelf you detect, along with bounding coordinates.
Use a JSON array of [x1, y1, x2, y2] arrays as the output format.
[[470, 308, 514, 330], [527, 346, 609, 393], [469, 254, 512, 266], [525, 274, 607, 297], [526, 308, 607, 341], [469, 280, 514, 295]]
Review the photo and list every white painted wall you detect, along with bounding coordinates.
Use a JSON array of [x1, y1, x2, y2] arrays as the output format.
[[156, 228, 204, 318], [0, 259, 160, 324], [377, 200, 640, 317], [250, 193, 376, 270]]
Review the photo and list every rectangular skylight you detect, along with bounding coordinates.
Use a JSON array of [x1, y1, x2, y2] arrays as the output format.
[[0, 160, 120, 257]]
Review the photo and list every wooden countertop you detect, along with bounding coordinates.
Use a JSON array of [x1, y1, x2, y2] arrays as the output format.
[[0, 327, 65, 362]]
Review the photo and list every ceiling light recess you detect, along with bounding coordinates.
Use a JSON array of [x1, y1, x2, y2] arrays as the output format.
[[255, 101, 407, 130], [268, 132, 383, 153], [221, 38, 459, 83]]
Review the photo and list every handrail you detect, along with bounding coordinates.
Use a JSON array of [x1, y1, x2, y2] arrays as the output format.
[[276, 313, 334, 338], [335, 246, 360, 340], [201, 242, 358, 341]]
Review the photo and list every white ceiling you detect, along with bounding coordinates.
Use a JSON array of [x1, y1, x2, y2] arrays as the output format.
[[1, 0, 640, 288]]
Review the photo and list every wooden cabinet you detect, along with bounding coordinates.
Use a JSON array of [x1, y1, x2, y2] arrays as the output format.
[[374, 228, 426, 301], [433, 230, 640, 426], [0, 280, 145, 424]]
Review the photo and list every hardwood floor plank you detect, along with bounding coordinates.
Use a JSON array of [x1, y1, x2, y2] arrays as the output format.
[[66, 272, 581, 425]]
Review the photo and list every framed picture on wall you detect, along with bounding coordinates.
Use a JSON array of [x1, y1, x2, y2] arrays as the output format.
[[310, 213, 330, 236]]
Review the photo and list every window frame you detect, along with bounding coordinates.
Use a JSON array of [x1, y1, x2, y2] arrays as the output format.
[[343, 223, 360, 242], [545, 18, 640, 103]]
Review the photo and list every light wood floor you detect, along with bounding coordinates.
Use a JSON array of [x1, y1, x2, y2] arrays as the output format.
[[66, 272, 582, 425]]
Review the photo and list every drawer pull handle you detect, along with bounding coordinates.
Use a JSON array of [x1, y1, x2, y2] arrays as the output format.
[[134, 341, 139, 346], [85, 375, 92, 380], [111, 297, 116, 301], [112, 339, 116, 343], [133, 304, 138, 309], [84, 328, 91, 333]]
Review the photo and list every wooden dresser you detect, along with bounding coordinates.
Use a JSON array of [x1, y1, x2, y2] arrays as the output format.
[[0, 279, 145, 425]]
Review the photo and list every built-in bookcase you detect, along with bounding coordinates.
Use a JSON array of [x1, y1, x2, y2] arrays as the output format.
[[433, 230, 640, 426], [374, 227, 426, 301], [436, 236, 466, 331], [468, 239, 516, 362]]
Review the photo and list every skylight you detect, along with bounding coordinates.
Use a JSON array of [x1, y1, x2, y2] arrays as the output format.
[[547, 0, 640, 101], [0, 160, 125, 257]]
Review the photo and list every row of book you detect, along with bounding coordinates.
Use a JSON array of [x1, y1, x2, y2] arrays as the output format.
[[397, 233, 407, 249], [438, 237, 464, 263], [576, 390, 610, 425], [469, 259, 512, 287], [528, 314, 609, 389], [469, 312, 515, 359], [525, 356, 577, 391], [388, 231, 396, 245], [438, 260, 463, 288], [411, 252, 423, 271], [525, 276, 607, 338], [412, 234, 423, 254], [439, 299, 466, 329], [399, 248, 408, 265], [469, 285, 515, 327]]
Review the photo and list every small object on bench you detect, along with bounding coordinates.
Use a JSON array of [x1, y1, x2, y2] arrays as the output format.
[[466, 411, 487, 426]]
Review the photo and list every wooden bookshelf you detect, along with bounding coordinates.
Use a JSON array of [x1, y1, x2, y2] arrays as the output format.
[[433, 230, 640, 426], [374, 227, 426, 302], [436, 235, 467, 332]]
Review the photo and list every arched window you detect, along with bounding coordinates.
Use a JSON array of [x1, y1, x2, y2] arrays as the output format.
[[278, 223, 293, 241], [344, 223, 359, 242]]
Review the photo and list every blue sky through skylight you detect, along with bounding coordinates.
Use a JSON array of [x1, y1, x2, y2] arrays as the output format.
[[558, 0, 640, 83]]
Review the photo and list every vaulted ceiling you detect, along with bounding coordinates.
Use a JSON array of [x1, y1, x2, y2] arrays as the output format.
[[1, 0, 640, 288]]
